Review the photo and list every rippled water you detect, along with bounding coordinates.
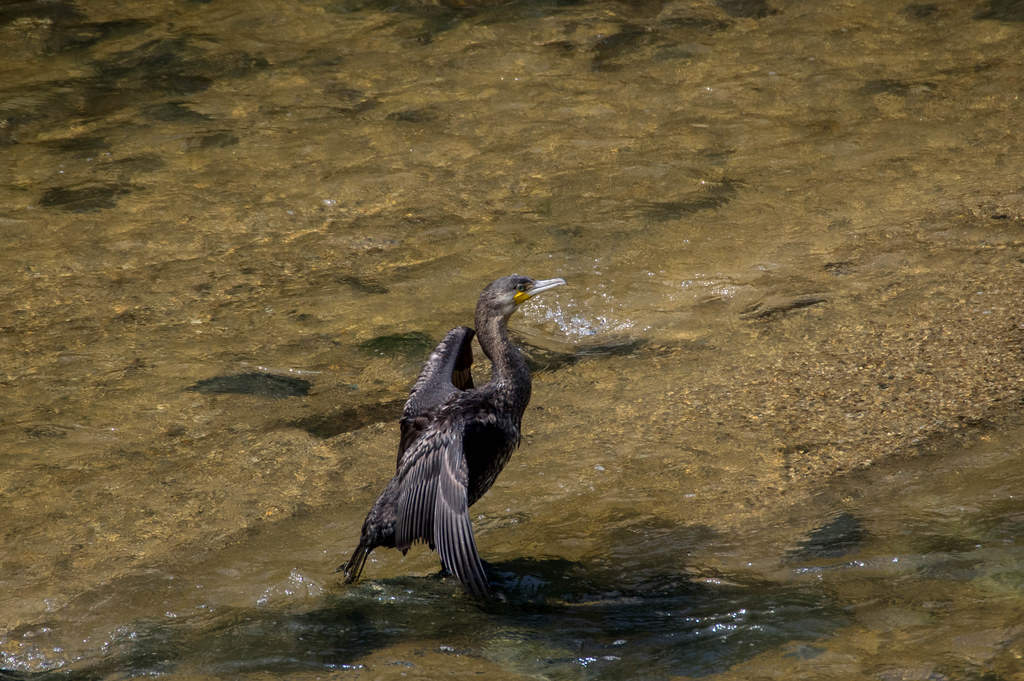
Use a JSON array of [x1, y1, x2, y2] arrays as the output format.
[[3, 0, 1024, 678], [5, 429, 1024, 679]]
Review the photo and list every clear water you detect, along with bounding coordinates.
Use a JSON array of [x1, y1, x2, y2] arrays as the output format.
[[2, 0, 1024, 678]]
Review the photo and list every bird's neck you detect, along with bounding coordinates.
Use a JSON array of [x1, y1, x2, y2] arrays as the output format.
[[476, 314, 531, 403]]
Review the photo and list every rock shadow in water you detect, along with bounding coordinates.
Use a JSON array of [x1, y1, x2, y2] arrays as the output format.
[[38, 183, 136, 212], [186, 372, 313, 399]]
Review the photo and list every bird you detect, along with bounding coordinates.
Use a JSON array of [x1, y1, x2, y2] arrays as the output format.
[[337, 274, 567, 599]]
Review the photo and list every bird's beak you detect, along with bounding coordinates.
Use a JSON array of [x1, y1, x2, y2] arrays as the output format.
[[515, 277, 567, 305]]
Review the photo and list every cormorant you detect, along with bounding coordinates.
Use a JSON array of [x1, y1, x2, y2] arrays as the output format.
[[338, 274, 567, 599]]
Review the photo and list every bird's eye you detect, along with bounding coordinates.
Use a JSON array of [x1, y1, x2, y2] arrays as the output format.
[[516, 283, 528, 292]]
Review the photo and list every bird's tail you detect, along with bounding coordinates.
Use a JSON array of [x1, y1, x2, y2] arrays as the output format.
[[336, 542, 371, 583]]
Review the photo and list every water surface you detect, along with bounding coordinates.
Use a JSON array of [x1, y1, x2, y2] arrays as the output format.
[[2, 0, 1024, 678]]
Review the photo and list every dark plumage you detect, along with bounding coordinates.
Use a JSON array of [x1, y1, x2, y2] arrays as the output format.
[[338, 274, 567, 598]]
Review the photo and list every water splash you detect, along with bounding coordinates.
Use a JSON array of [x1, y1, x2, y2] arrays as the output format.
[[677, 272, 747, 301], [524, 293, 640, 341]]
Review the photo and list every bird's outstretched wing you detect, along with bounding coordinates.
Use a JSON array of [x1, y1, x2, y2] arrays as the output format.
[[399, 326, 475, 459], [394, 421, 489, 599], [435, 428, 489, 598], [394, 435, 442, 552]]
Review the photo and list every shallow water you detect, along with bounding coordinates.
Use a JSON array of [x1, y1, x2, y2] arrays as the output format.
[[2, 0, 1024, 678]]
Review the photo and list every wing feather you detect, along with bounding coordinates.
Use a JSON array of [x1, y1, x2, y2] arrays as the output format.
[[393, 413, 489, 598], [394, 436, 442, 550], [398, 326, 475, 460], [404, 326, 475, 418], [435, 428, 489, 599]]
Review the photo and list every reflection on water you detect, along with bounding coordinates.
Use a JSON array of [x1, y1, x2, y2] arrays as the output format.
[[3, 0, 1024, 678]]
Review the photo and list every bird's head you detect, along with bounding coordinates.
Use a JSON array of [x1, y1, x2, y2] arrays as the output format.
[[477, 274, 567, 320]]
